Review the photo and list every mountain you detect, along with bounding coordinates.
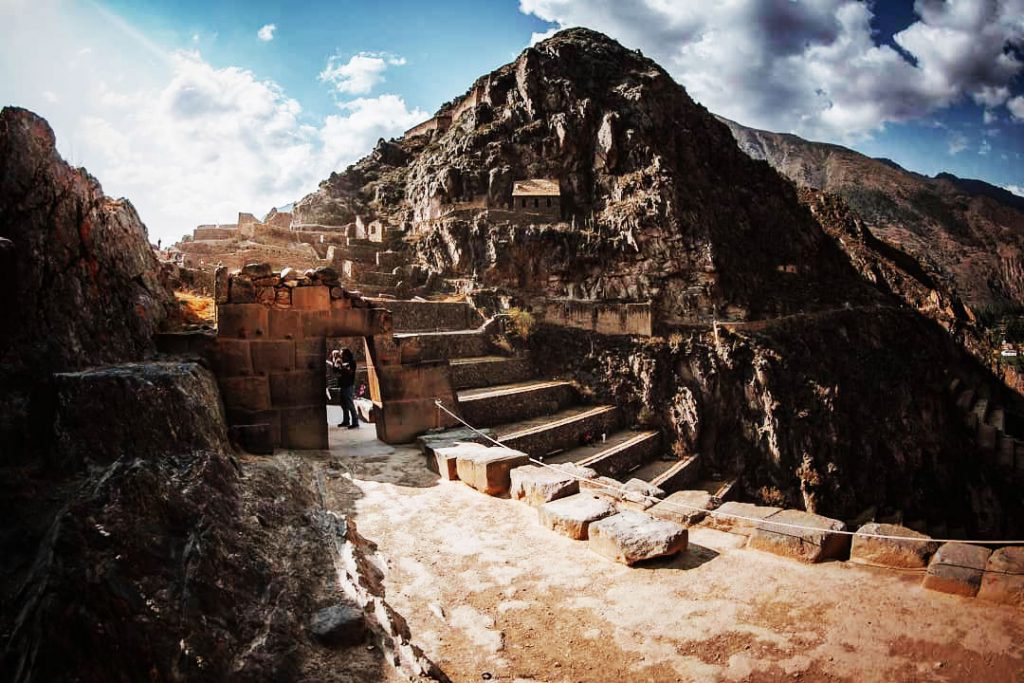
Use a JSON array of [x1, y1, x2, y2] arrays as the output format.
[[295, 28, 1022, 535], [721, 117, 1024, 318]]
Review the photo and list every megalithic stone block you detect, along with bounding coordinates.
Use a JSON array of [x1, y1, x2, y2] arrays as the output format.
[[291, 285, 331, 310], [217, 303, 269, 339], [538, 493, 617, 540], [218, 376, 271, 412], [977, 546, 1024, 608], [279, 405, 329, 450], [452, 443, 530, 495], [849, 523, 938, 569], [250, 340, 296, 375], [588, 510, 688, 564], [210, 339, 253, 377], [923, 542, 992, 597], [268, 308, 304, 340], [269, 371, 325, 407], [747, 509, 849, 563]]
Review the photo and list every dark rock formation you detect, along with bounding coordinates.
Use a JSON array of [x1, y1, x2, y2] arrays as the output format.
[[296, 28, 1022, 535], [0, 107, 176, 462]]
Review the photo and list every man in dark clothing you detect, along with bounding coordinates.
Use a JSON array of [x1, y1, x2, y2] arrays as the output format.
[[339, 348, 359, 429], [326, 349, 347, 427]]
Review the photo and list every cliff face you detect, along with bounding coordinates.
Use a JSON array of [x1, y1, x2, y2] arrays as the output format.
[[722, 117, 1024, 316], [0, 107, 176, 461]]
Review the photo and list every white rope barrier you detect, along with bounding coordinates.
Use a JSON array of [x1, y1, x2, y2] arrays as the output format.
[[433, 400, 1024, 546]]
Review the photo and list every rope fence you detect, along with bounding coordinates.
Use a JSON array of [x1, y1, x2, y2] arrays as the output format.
[[433, 400, 1023, 546]]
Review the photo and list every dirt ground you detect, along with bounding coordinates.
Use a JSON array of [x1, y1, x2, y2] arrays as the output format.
[[320, 420, 1024, 683]]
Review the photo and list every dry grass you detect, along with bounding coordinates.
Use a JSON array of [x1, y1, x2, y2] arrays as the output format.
[[175, 290, 216, 325]]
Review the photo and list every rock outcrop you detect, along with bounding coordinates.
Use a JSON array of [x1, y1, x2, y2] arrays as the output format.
[[0, 107, 175, 462]]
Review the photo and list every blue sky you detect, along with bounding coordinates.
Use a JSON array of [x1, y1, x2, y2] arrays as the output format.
[[1, 0, 1022, 244]]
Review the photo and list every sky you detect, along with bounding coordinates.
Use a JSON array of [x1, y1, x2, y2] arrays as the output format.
[[1, 0, 1022, 245]]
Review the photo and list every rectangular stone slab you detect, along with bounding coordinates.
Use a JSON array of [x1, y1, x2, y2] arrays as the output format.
[[510, 463, 596, 507], [647, 490, 714, 527], [430, 444, 466, 481], [748, 509, 849, 563], [451, 443, 529, 495], [707, 502, 782, 536], [922, 543, 993, 597], [849, 523, 938, 569], [617, 478, 665, 511], [977, 546, 1024, 608], [588, 510, 688, 565], [538, 493, 617, 540]]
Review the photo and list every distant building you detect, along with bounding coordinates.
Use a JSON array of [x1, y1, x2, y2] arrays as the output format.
[[512, 179, 561, 219]]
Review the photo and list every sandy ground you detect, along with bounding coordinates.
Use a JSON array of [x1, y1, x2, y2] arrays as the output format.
[[320, 416, 1024, 683]]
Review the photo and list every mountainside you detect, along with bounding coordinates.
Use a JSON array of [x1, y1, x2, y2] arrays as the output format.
[[295, 28, 1023, 535], [722, 117, 1024, 317]]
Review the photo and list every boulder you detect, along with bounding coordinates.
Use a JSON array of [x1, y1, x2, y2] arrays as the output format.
[[617, 478, 665, 511], [977, 546, 1024, 608], [706, 502, 782, 536], [747, 509, 849, 563], [453, 443, 529, 495], [538, 493, 616, 540], [588, 511, 688, 565], [510, 463, 596, 507], [308, 602, 366, 648], [922, 543, 992, 597], [849, 523, 938, 569], [647, 490, 714, 526], [579, 475, 628, 501]]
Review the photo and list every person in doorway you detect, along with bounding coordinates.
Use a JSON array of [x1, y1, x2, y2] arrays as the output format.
[[326, 349, 347, 427], [339, 348, 359, 429]]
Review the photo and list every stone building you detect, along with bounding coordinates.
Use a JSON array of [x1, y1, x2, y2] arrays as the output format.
[[512, 179, 561, 219]]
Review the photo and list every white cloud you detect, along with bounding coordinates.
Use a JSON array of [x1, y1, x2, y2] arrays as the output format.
[[979, 138, 991, 155], [1005, 184, 1024, 197], [983, 109, 998, 124], [319, 52, 407, 95], [257, 24, 276, 42], [0, 1, 424, 244], [948, 131, 969, 155], [520, 0, 1024, 142], [1009, 95, 1024, 121]]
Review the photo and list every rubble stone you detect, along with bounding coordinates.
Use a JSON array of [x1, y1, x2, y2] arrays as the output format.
[[922, 543, 992, 597], [617, 478, 665, 511], [308, 602, 366, 648], [977, 546, 1024, 608], [849, 523, 938, 569], [647, 490, 714, 526], [510, 463, 596, 507], [538, 493, 617, 540], [588, 510, 688, 565], [748, 509, 849, 563], [452, 443, 530, 495]]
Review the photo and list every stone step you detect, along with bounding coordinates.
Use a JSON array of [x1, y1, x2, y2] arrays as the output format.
[[458, 380, 576, 427], [493, 405, 620, 458], [543, 430, 661, 478], [395, 329, 491, 362], [359, 270, 401, 287], [649, 456, 702, 494], [449, 355, 535, 389]]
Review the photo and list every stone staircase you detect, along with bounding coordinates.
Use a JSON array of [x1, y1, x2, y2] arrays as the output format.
[[409, 314, 699, 498]]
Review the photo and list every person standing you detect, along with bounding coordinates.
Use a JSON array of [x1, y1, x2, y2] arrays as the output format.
[[339, 348, 359, 429], [326, 349, 347, 427]]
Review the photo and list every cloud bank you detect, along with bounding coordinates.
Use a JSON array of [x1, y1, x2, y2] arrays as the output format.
[[257, 23, 276, 42], [520, 0, 1024, 141], [319, 52, 408, 95]]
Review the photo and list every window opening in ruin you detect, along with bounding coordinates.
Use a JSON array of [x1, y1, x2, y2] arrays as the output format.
[[533, 198, 539, 208], [521, 198, 526, 208], [546, 197, 551, 207]]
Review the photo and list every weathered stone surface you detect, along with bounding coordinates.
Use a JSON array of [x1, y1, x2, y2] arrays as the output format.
[[706, 502, 782, 536], [292, 285, 331, 311], [538, 493, 617, 540], [52, 362, 229, 468], [647, 490, 714, 526], [452, 443, 529, 495], [588, 510, 688, 565], [748, 509, 849, 563], [228, 423, 274, 455], [510, 463, 596, 507], [308, 602, 366, 648], [922, 543, 992, 597], [978, 546, 1024, 608], [618, 478, 665, 511], [210, 339, 253, 377], [250, 340, 296, 375], [268, 308, 303, 341], [269, 371, 325, 407], [241, 262, 272, 278], [217, 303, 269, 339], [279, 405, 329, 450], [579, 475, 628, 501], [219, 376, 272, 412], [229, 276, 256, 303], [0, 107, 175, 461], [849, 523, 938, 569]]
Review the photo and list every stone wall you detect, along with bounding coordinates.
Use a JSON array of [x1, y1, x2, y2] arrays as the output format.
[[210, 264, 391, 450], [538, 299, 652, 336], [194, 225, 239, 240], [404, 115, 452, 139]]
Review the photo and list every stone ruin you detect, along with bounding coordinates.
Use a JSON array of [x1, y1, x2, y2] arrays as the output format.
[[204, 262, 463, 451]]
